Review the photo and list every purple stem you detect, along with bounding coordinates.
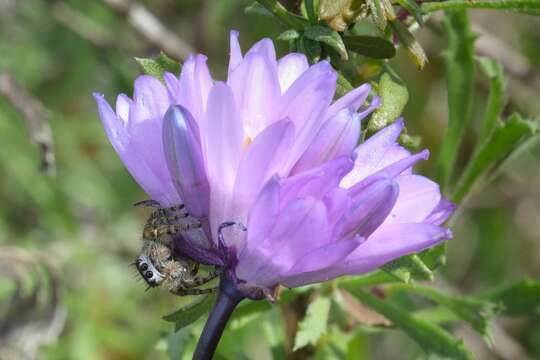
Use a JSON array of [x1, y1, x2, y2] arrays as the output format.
[[192, 276, 245, 360]]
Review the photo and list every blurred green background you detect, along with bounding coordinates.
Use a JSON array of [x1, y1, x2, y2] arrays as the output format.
[[0, 1, 539, 359]]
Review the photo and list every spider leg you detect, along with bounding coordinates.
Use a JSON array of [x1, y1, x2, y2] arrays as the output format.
[[180, 269, 222, 289], [133, 199, 162, 208], [172, 287, 218, 296]]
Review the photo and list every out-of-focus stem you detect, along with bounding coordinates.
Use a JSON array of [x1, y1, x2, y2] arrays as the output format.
[[192, 277, 245, 360]]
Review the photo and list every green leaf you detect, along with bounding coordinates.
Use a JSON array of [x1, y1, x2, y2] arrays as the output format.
[[391, 284, 500, 342], [368, 73, 409, 132], [482, 279, 540, 316], [293, 296, 331, 350], [304, 25, 348, 60], [135, 52, 181, 81], [388, 20, 428, 69], [344, 288, 474, 359], [422, 0, 540, 15], [452, 113, 537, 202], [255, 0, 310, 29], [342, 35, 396, 59], [436, 11, 476, 191], [278, 29, 301, 41], [477, 57, 506, 144], [381, 254, 433, 283], [162, 293, 217, 331]]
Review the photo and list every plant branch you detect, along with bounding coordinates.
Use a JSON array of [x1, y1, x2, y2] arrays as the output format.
[[0, 73, 55, 175]]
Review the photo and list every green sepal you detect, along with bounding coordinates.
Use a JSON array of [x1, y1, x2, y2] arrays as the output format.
[[368, 73, 408, 132], [135, 52, 181, 81], [381, 254, 433, 283]]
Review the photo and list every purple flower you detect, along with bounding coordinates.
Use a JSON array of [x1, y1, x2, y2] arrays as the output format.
[[94, 31, 454, 297]]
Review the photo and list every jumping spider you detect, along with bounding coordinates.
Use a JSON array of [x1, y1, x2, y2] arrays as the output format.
[[133, 200, 220, 296]]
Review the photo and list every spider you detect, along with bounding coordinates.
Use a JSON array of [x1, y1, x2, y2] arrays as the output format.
[[133, 200, 220, 296]]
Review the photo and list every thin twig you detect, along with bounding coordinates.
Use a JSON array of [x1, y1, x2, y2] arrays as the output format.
[[102, 0, 195, 60], [0, 73, 56, 175], [51, 1, 120, 50]]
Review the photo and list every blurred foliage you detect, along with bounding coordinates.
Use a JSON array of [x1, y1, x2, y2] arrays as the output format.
[[0, 0, 539, 359]]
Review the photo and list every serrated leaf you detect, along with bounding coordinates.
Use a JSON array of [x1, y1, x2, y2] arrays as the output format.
[[391, 284, 500, 342], [135, 52, 180, 81], [477, 57, 506, 146], [344, 288, 474, 360], [162, 293, 217, 331], [304, 25, 348, 60], [382, 254, 433, 283], [293, 296, 331, 350], [452, 114, 537, 202], [482, 279, 540, 316], [343, 35, 396, 59], [436, 11, 476, 191], [278, 29, 300, 41], [368, 73, 408, 132], [389, 20, 428, 69]]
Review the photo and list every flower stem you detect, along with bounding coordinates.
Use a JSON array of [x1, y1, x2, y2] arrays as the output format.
[[193, 277, 245, 360]]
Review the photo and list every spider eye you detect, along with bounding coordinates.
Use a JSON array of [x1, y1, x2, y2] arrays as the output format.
[[145, 271, 153, 279], [140, 263, 148, 271]]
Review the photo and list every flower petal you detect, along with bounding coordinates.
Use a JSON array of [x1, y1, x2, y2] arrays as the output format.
[[277, 53, 309, 93], [94, 93, 179, 205], [238, 197, 330, 287], [163, 105, 210, 218], [206, 82, 245, 240], [327, 83, 371, 118], [115, 94, 132, 123], [425, 198, 456, 225], [227, 52, 281, 137], [341, 223, 452, 274], [341, 119, 410, 187], [280, 156, 354, 206], [238, 176, 281, 256], [337, 177, 399, 240], [232, 119, 295, 222], [245, 38, 276, 62], [292, 108, 360, 173], [228, 30, 242, 76], [284, 235, 363, 277], [383, 175, 441, 225], [128, 75, 169, 128], [288, 223, 451, 285], [279, 61, 337, 169], [177, 54, 213, 124]]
